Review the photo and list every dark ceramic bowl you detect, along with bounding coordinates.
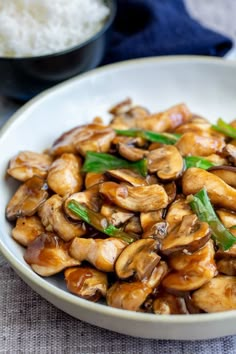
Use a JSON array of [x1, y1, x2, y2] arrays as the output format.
[[0, 0, 116, 100]]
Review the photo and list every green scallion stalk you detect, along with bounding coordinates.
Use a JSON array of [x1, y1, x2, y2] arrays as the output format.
[[212, 118, 236, 139], [188, 188, 236, 250], [82, 151, 147, 177], [184, 156, 216, 170], [67, 200, 135, 244], [115, 129, 181, 145]]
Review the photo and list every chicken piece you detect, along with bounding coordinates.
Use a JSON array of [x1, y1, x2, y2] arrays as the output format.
[[161, 214, 211, 255], [7, 151, 53, 182], [106, 281, 152, 311], [85, 172, 108, 189], [192, 276, 236, 312], [176, 132, 225, 157], [147, 146, 184, 180], [182, 168, 236, 211], [38, 194, 86, 241], [153, 292, 188, 315], [135, 103, 191, 132], [145, 261, 168, 289], [216, 209, 236, 228], [24, 232, 79, 276], [110, 102, 149, 130], [162, 240, 217, 292], [100, 204, 134, 227], [165, 197, 192, 232], [217, 259, 236, 276], [12, 216, 45, 247], [50, 124, 115, 157], [174, 120, 211, 135], [65, 266, 108, 301], [140, 210, 163, 232], [223, 144, 236, 166], [47, 153, 83, 196], [6, 176, 49, 221], [99, 182, 168, 212], [115, 239, 160, 281], [69, 237, 127, 272], [209, 166, 236, 189]]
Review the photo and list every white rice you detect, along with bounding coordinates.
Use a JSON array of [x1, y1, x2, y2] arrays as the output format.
[[0, 0, 110, 57]]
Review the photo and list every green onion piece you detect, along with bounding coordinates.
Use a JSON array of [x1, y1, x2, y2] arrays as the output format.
[[67, 200, 135, 244], [188, 188, 236, 250], [82, 151, 147, 177], [184, 156, 216, 170], [115, 129, 181, 145], [212, 118, 236, 139]]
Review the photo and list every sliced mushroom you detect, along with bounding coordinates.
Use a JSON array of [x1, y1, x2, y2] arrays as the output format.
[[209, 166, 236, 189], [24, 232, 79, 276], [118, 143, 148, 162], [124, 216, 143, 234], [223, 144, 236, 166], [164, 182, 177, 204], [38, 194, 86, 241], [142, 221, 168, 240], [107, 169, 147, 186], [182, 167, 236, 211], [145, 261, 168, 289], [176, 132, 225, 156], [99, 182, 168, 212], [115, 239, 160, 280], [109, 98, 132, 115], [106, 281, 152, 311], [161, 214, 211, 255], [85, 172, 108, 189], [140, 210, 163, 232], [50, 125, 85, 156], [162, 240, 217, 292], [6, 176, 49, 221], [216, 259, 236, 275], [216, 244, 236, 259], [64, 266, 108, 301], [7, 151, 53, 182], [69, 237, 127, 272], [147, 146, 184, 180], [165, 197, 193, 232], [64, 185, 102, 220], [12, 215, 45, 247], [192, 276, 236, 312], [153, 292, 188, 315], [135, 103, 191, 132], [174, 120, 211, 135], [73, 124, 115, 157], [47, 153, 83, 196], [100, 203, 134, 227]]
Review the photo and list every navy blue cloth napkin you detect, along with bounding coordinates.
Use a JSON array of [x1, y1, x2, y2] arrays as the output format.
[[102, 0, 233, 65]]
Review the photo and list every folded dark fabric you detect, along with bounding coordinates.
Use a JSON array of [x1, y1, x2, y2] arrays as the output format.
[[102, 0, 233, 65]]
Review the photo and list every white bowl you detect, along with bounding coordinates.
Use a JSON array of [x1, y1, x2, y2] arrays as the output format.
[[0, 56, 236, 340]]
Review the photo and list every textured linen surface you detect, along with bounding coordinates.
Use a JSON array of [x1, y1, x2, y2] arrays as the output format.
[[1, 0, 236, 353], [102, 0, 232, 65]]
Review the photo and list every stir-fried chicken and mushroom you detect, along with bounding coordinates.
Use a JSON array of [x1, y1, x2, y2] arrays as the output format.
[[5, 100, 236, 314]]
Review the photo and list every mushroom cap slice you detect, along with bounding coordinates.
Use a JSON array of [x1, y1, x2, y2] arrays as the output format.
[[38, 194, 86, 241], [142, 221, 168, 240], [223, 144, 236, 166], [64, 185, 102, 220], [106, 281, 152, 311], [153, 292, 188, 315], [115, 239, 160, 280], [209, 166, 236, 189], [161, 215, 211, 255], [107, 169, 147, 187], [69, 237, 127, 272], [85, 172, 108, 189], [24, 232, 80, 276], [64, 266, 108, 301], [147, 146, 184, 180], [7, 151, 52, 182], [140, 210, 163, 232], [145, 261, 168, 289], [99, 182, 168, 212], [165, 197, 193, 232], [124, 215, 142, 234], [118, 143, 148, 162], [47, 153, 83, 197], [162, 240, 217, 292], [182, 167, 236, 212], [12, 215, 45, 247], [217, 259, 236, 276], [6, 176, 49, 221], [192, 276, 236, 312]]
